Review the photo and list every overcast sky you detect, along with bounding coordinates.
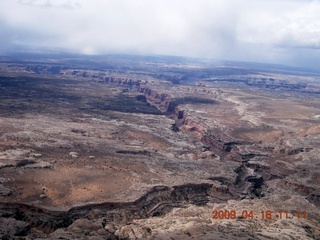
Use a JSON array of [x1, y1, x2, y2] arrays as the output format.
[[0, 0, 319, 68]]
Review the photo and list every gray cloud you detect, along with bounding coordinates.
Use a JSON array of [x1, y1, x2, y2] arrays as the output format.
[[0, 0, 319, 68], [18, 0, 81, 9]]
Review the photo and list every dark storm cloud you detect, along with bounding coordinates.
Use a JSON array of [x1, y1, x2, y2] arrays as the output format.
[[0, 0, 319, 68]]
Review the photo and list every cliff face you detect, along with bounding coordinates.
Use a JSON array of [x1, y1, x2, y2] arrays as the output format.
[[138, 87, 170, 113], [67, 71, 256, 159], [102, 77, 143, 87], [63, 70, 190, 130], [64, 71, 258, 158], [64, 70, 228, 153], [0, 183, 232, 235], [138, 87, 187, 127]]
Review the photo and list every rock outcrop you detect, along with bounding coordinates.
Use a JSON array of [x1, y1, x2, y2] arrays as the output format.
[[0, 183, 232, 234]]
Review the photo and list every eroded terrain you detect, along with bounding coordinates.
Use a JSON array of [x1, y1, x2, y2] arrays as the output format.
[[0, 55, 319, 239]]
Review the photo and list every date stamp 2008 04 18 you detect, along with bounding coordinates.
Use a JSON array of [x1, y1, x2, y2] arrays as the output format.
[[212, 210, 307, 220]]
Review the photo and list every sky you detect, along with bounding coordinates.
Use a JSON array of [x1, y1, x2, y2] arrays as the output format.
[[0, 0, 320, 68]]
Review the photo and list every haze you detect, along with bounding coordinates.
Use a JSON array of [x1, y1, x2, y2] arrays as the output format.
[[0, 0, 320, 68]]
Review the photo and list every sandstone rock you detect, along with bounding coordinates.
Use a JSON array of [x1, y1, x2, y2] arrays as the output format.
[[200, 151, 216, 159], [39, 194, 47, 199], [115, 225, 136, 239], [24, 161, 52, 169], [105, 223, 117, 233], [0, 162, 14, 169], [16, 158, 36, 167], [49, 228, 75, 239], [57, 218, 120, 240], [0, 177, 10, 184], [69, 152, 79, 158], [0, 218, 30, 238], [0, 185, 12, 196], [96, 228, 111, 236], [68, 218, 101, 232]]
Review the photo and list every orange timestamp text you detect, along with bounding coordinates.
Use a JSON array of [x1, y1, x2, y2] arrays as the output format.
[[212, 209, 307, 220]]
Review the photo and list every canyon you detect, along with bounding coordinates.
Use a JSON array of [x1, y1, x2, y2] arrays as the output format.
[[0, 54, 320, 239]]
